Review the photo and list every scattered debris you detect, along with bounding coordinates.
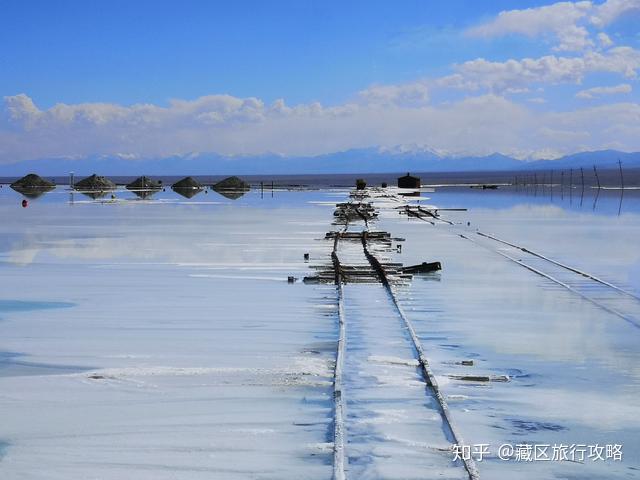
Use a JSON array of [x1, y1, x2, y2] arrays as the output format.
[[305, 231, 411, 284], [401, 262, 442, 274], [333, 202, 377, 224], [449, 374, 510, 383]]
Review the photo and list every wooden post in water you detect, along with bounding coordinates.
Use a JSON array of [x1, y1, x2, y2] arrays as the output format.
[[593, 165, 601, 189], [618, 159, 624, 191], [569, 169, 573, 189], [618, 159, 624, 216], [580, 167, 585, 207], [569, 168, 573, 203], [560, 171, 564, 199]]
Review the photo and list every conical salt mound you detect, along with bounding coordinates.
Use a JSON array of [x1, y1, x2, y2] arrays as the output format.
[[74, 174, 116, 191], [213, 176, 250, 191], [11, 173, 56, 189], [10, 174, 56, 198], [212, 176, 250, 200], [172, 176, 203, 189], [172, 176, 203, 198], [126, 176, 162, 191]]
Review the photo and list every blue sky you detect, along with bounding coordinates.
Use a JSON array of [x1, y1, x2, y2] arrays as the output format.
[[2, 1, 543, 106], [1, 0, 640, 166]]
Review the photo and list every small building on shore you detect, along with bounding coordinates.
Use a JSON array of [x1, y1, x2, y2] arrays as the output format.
[[398, 173, 420, 189]]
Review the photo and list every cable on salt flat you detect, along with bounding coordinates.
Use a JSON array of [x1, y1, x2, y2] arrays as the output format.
[[459, 233, 640, 330]]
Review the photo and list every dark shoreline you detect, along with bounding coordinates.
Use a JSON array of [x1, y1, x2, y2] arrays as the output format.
[[1, 167, 639, 189]]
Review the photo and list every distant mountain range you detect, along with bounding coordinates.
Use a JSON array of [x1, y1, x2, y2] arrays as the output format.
[[1, 148, 639, 177]]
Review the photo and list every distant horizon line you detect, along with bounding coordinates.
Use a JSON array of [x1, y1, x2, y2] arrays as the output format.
[[2, 165, 638, 182]]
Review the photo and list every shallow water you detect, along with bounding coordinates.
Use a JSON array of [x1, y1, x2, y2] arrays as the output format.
[[374, 187, 640, 479], [0, 184, 638, 479]]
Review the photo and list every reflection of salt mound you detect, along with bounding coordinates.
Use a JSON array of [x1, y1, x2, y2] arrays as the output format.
[[126, 176, 162, 199], [173, 188, 203, 199], [79, 190, 111, 199], [212, 176, 250, 200], [130, 189, 158, 199], [10, 173, 56, 198], [172, 176, 204, 198], [74, 174, 116, 192]]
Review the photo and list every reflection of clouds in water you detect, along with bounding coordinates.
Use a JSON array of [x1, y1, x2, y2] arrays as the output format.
[[0, 440, 9, 460], [1, 204, 327, 266], [470, 203, 640, 289], [513, 387, 640, 431]]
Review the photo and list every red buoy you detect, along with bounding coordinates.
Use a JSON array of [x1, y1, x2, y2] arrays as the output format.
[[21, 199, 28, 208]]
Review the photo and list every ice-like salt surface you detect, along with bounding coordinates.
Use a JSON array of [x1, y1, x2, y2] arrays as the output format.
[[372, 187, 640, 479], [0, 187, 338, 479], [1, 184, 639, 479]]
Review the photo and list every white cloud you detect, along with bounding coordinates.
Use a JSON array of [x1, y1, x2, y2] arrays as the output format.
[[2, 92, 640, 163], [591, 0, 640, 27], [468, 0, 640, 51], [358, 81, 429, 107], [3, 1, 640, 166], [467, 1, 594, 51], [575, 82, 632, 98], [597, 32, 614, 47], [439, 47, 640, 92]]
